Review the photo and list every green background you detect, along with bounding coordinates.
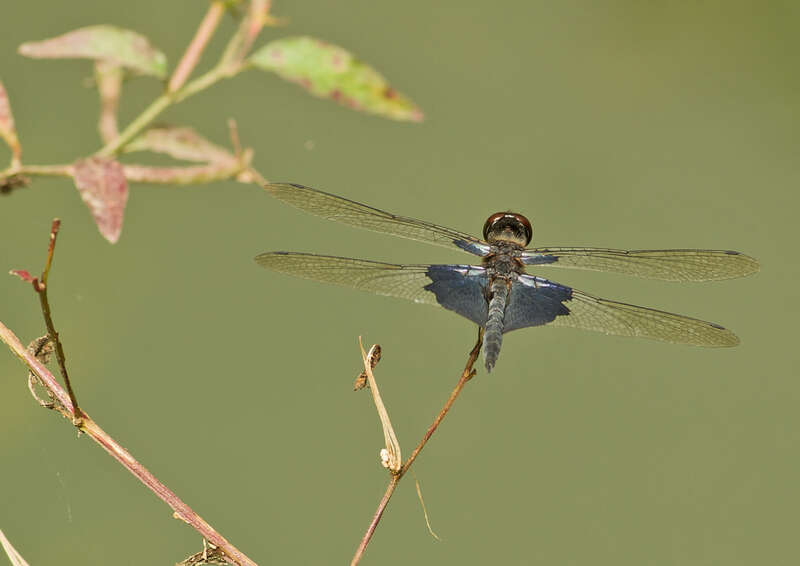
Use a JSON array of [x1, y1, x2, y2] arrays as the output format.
[[1, 1, 797, 564]]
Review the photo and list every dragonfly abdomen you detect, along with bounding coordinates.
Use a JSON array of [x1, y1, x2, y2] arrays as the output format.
[[484, 278, 510, 372]]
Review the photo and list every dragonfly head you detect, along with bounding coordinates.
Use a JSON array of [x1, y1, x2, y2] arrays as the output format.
[[483, 212, 532, 247]]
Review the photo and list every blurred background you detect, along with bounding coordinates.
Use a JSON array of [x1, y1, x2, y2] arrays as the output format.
[[1, 1, 797, 564]]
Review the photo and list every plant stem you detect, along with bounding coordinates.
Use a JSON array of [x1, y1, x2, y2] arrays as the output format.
[[96, 1, 271, 157], [168, 1, 227, 93], [350, 329, 483, 565], [96, 94, 173, 157], [351, 475, 400, 566], [95, 61, 123, 143], [173, 63, 240, 102], [95, 34, 246, 157], [0, 163, 73, 179], [35, 219, 82, 423], [0, 320, 258, 566]]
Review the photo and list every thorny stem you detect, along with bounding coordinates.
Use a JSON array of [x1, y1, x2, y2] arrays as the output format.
[[33, 219, 82, 423], [350, 329, 484, 566]]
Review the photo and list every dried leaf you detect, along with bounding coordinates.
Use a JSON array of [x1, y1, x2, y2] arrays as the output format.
[[27, 335, 54, 364], [73, 157, 129, 243], [126, 126, 235, 164], [9, 269, 35, 283], [0, 81, 21, 161], [0, 173, 29, 194], [250, 36, 423, 122], [178, 541, 233, 566], [26, 336, 56, 408], [358, 339, 401, 473], [19, 25, 167, 78], [354, 343, 381, 390]]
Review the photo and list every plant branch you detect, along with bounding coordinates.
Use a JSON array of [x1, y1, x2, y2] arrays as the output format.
[[0, 527, 30, 566], [0, 163, 73, 180], [32, 219, 82, 423], [2, 219, 258, 565], [96, 1, 271, 157], [1, 322, 72, 410], [232, 0, 272, 64], [95, 93, 173, 157], [168, 1, 226, 93], [2, 2, 276, 189], [350, 328, 484, 566], [95, 61, 123, 143], [0, 320, 257, 566]]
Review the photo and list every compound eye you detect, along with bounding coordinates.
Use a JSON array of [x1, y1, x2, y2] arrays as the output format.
[[515, 214, 533, 245], [483, 212, 508, 241], [483, 212, 533, 246]]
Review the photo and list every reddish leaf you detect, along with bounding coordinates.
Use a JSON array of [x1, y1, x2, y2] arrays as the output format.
[[73, 157, 129, 243], [0, 81, 21, 162], [19, 25, 167, 78], [126, 126, 235, 164], [9, 269, 35, 283], [250, 36, 423, 122]]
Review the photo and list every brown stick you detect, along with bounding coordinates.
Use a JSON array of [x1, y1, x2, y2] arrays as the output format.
[[350, 329, 483, 565], [3, 218, 258, 565], [32, 219, 82, 422], [0, 319, 257, 566]]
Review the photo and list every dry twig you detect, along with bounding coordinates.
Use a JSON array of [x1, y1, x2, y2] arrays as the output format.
[[350, 328, 484, 565]]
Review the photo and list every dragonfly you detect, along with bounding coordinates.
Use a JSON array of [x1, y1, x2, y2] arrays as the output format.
[[256, 183, 759, 372]]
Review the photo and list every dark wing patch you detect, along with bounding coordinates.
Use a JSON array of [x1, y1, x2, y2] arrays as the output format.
[[424, 265, 489, 326], [503, 277, 572, 332], [507, 274, 740, 346], [265, 183, 489, 256], [521, 247, 760, 281]]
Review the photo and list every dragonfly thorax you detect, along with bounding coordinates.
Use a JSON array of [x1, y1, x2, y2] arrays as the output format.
[[483, 212, 533, 247]]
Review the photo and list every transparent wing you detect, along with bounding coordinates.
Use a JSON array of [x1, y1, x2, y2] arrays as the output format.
[[549, 285, 740, 346], [256, 252, 440, 304], [258, 250, 484, 304], [521, 247, 760, 281], [265, 183, 490, 256]]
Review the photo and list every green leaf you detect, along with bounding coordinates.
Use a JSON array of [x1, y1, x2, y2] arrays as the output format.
[[19, 25, 167, 78], [250, 36, 423, 122]]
